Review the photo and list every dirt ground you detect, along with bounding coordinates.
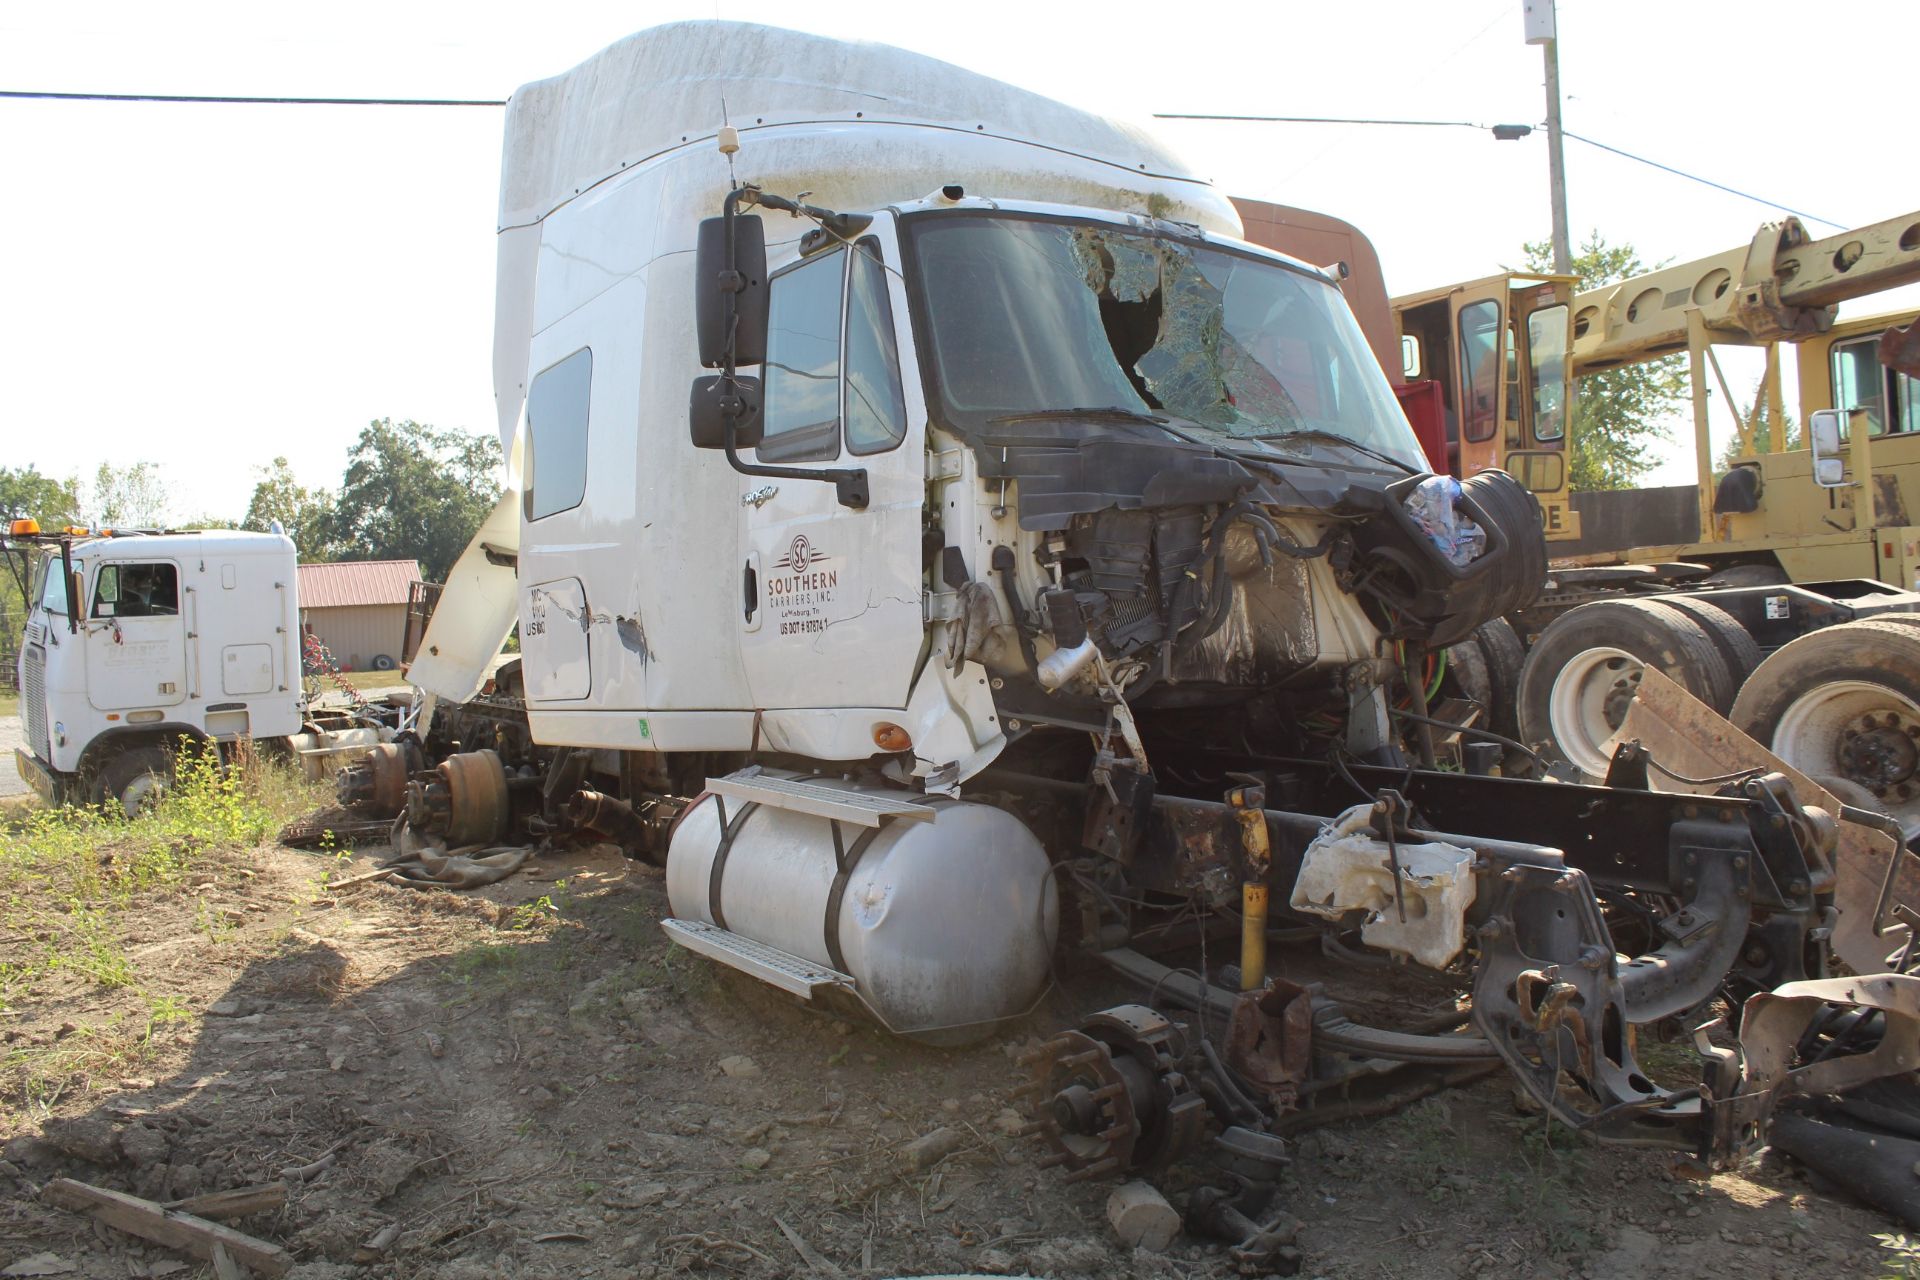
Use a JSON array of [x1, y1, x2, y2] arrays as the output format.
[[0, 835, 1903, 1280]]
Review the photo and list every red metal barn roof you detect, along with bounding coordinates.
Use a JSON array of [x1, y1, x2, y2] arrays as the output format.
[[296, 560, 422, 609]]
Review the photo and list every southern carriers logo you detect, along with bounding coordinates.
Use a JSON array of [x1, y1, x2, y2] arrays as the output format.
[[769, 534, 838, 636]]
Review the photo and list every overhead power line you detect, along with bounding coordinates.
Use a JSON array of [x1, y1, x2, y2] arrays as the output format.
[[0, 89, 505, 106], [1560, 130, 1842, 230], [1157, 111, 1844, 231], [1156, 112, 1498, 130], [8, 90, 1849, 231]]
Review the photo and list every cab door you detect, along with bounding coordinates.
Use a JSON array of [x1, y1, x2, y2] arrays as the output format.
[[83, 559, 188, 710], [1509, 280, 1577, 539], [738, 221, 924, 711]]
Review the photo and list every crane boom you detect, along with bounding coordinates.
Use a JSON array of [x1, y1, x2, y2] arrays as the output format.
[[1573, 210, 1920, 375]]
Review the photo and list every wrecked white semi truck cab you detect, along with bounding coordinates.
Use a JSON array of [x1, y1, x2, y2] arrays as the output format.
[[391, 22, 1916, 1195], [6, 524, 302, 813]]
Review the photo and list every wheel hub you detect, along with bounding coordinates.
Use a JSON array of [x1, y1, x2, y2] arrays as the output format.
[[1012, 1004, 1206, 1183], [1600, 664, 1642, 731], [1839, 713, 1920, 796]]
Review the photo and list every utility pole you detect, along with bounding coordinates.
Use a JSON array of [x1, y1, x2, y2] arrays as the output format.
[[1525, 0, 1571, 274]]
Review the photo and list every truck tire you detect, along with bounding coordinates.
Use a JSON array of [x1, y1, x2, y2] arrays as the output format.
[[98, 746, 172, 819], [1518, 599, 1735, 782], [1657, 596, 1762, 687], [1471, 616, 1527, 742], [1731, 618, 1920, 836], [371, 654, 396, 672]]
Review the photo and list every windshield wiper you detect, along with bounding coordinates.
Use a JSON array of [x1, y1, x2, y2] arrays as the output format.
[[1247, 428, 1422, 475], [988, 406, 1168, 425]]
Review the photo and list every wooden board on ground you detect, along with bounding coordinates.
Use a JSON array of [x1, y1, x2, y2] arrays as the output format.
[[41, 1179, 293, 1278], [1620, 666, 1915, 973]]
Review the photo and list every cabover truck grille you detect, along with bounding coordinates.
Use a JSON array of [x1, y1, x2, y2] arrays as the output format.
[[22, 644, 51, 761]]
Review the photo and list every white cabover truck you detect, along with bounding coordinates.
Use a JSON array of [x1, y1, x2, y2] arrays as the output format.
[[392, 20, 1906, 1171], [7, 523, 303, 813]]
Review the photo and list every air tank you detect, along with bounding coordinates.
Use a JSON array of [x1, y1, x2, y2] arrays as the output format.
[[666, 792, 1057, 1044]]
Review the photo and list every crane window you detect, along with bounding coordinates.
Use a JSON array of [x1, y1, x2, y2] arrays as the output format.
[[525, 347, 592, 521], [1527, 305, 1569, 442], [758, 248, 846, 464], [1458, 300, 1502, 442], [93, 563, 178, 618]]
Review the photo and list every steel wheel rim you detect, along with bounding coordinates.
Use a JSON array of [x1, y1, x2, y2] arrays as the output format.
[[119, 771, 166, 819], [1547, 645, 1642, 778], [1773, 679, 1920, 836]]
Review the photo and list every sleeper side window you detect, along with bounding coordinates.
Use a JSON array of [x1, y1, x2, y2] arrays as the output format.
[[525, 348, 592, 521], [758, 248, 846, 464], [844, 241, 909, 455]]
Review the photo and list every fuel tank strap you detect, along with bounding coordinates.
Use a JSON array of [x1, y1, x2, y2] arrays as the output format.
[[708, 797, 760, 932], [824, 822, 884, 975]]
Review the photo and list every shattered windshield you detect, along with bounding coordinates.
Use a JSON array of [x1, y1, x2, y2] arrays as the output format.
[[903, 213, 1423, 468]]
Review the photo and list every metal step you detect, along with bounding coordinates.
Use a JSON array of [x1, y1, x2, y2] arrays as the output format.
[[662, 919, 854, 1000], [705, 768, 935, 828]]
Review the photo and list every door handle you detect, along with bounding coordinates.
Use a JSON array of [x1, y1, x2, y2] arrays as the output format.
[[743, 561, 759, 625]]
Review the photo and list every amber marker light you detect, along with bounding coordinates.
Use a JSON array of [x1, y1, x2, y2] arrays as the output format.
[[8, 518, 40, 536], [872, 723, 913, 752]]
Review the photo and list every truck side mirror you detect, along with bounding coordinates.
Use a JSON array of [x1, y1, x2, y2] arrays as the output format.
[[689, 375, 763, 450], [695, 214, 768, 368], [1809, 408, 1848, 488]]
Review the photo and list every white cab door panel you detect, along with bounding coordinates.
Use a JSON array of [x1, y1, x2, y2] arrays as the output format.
[[739, 219, 924, 712], [83, 559, 187, 710]]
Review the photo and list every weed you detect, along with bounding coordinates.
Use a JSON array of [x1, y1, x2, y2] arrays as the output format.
[[447, 940, 526, 982], [193, 895, 237, 945], [1880, 1233, 1920, 1280], [509, 894, 561, 931], [143, 993, 193, 1042], [0, 738, 320, 1009]]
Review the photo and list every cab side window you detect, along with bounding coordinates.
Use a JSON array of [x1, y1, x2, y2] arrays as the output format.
[[93, 562, 178, 618], [1831, 335, 1920, 438], [845, 241, 908, 454], [758, 248, 846, 464]]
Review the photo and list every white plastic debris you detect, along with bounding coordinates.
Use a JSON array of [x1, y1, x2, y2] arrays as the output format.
[[1289, 803, 1477, 969], [1404, 475, 1487, 568]]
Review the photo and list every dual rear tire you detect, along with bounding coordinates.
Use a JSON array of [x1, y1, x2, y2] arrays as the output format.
[[1517, 597, 1920, 827], [1517, 598, 1743, 781], [1731, 616, 1920, 837]]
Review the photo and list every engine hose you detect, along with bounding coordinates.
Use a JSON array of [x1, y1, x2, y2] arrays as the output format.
[[1183, 503, 1339, 653], [1404, 651, 1437, 769], [992, 545, 1041, 676], [1198, 1038, 1265, 1125]]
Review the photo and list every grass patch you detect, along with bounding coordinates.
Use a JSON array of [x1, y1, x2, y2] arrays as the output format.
[[0, 691, 18, 720], [0, 739, 320, 1012], [339, 669, 410, 691]]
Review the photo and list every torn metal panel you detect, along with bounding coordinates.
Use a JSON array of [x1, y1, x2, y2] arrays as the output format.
[[1715, 973, 1920, 1165], [1619, 666, 1909, 972]]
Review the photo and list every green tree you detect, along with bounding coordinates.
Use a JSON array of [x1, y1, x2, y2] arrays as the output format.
[[242, 457, 336, 560], [1524, 234, 1688, 491], [323, 419, 502, 582], [88, 460, 171, 527], [0, 467, 83, 653], [1716, 389, 1800, 473]]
